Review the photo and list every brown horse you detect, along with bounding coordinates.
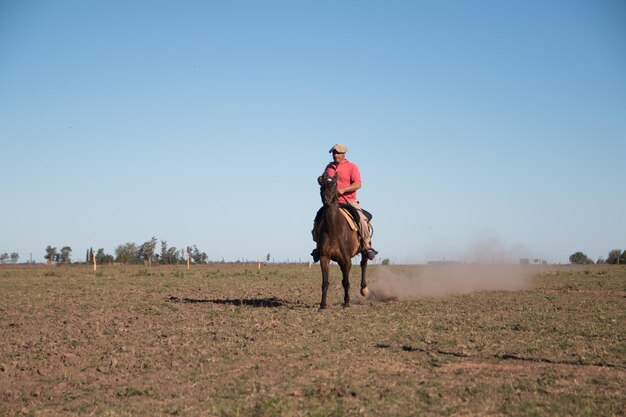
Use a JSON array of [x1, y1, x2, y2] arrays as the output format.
[[316, 173, 369, 309]]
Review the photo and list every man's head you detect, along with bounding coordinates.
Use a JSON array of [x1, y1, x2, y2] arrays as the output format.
[[329, 144, 347, 164]]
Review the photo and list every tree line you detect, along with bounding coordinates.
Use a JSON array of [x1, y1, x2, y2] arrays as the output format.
[[569, 249, 626, 265], [0, 253, 20, 263], [42, 237, 209, 265], [44, 246, 73, 263]]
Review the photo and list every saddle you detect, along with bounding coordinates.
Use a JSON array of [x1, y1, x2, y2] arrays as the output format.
[[339, 203, 372, 223], [339, 207, 358, 231], [314, 204, 373, 230]]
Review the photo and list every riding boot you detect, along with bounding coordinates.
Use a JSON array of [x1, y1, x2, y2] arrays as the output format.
[[366, 248, 378, 260], [362, 230, 378, 260], [311, 249, 320, 263]]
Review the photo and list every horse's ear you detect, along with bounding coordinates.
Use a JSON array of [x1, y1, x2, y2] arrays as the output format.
[[317, 176, 324, 185]]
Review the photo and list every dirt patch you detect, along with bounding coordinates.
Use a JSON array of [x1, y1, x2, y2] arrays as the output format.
[[1, 264, 624, 416]]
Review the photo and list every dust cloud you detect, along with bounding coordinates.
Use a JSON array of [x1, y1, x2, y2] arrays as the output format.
[[368, 264, 532, 301]]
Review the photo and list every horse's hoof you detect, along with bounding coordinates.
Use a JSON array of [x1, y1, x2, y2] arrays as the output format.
[[360, 287, 369, 297], [342, 302, 351, 308], [319, 304, 327, 310]]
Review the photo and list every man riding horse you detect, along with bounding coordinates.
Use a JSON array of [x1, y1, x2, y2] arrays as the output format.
[[311, 144, 378, 262]]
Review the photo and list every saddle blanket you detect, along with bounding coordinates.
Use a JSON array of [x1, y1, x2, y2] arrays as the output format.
[[339, 207, 358, 231]]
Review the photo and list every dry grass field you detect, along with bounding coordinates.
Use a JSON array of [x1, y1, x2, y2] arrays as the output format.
[[1, 263, 624, 416]]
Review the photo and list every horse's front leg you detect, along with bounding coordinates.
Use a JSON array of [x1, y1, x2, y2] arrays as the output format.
[[360, 254, 369, 298], [340, 261, 351, 307], [320, 257, 330, 309]]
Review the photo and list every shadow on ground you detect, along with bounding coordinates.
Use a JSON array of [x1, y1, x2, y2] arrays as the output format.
[[167, 296, 299, 308]]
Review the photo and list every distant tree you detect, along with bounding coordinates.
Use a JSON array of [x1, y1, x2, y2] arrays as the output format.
[[519, 258, 530, 265], [167, 247, 180, 264], [607, 249, 622, 264], [569, 251, 593, 265], [596, 257, 605, 264], [138, 237, 158, 267], [60, 246, 72, 263], [95, 248, 113, 264], [96, 248, 105, 263], [10, 252, 19, 263], [115, 242, 137, 264], [190, 245, 208, 264], [621, 250, 626, 264], [0, 253, 8, 263], [159, 241, 182, 264], [160, 240, 168, 264], [44, 246, 58, 263], [266, 253, 271, 263], [381, 258, 390, 265]]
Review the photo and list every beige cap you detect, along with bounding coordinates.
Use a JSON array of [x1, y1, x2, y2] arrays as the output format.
[[329, 144, 348, 153]]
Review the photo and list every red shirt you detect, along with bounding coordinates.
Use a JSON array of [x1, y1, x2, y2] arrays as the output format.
[[324, 159, 361, 202]]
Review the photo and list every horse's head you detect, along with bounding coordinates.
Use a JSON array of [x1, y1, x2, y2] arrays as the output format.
[[318, 173, 338, 206]]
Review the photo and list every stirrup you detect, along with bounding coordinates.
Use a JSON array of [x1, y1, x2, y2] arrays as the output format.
[[367, 248, 378, 260]]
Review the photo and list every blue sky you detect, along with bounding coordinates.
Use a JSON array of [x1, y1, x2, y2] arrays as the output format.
[[1, 1, 625, 264]]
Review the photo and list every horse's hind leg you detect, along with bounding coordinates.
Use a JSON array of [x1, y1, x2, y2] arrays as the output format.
[[360, 254, 369, 298], [339, 261, 351, 307], [320, 257, 330, 309]]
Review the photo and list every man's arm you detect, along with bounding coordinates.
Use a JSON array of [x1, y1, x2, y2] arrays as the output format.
[[338, 181, 361, 196]]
